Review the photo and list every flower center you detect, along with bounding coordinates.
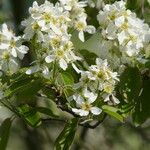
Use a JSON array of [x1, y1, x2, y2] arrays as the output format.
[[10, 40, 16, 48], [81, 103, 92, 111], [32, 22, 40, 30], [56, 49, 65, 58], [97, 70, 107, 80], [75, 21, 86, 31], [2, 51, 10, 60]]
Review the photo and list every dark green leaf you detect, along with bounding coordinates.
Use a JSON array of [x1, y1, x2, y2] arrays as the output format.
[[54, 118, 78, 150], [5, 74, 44, 99], [79, 49, 98, 65], [42, 86, 57, 100], [118, 67, 142, 102], [0, 118, 12, 150], [132, 78, 150, 125], [17, 104, 41, 127]]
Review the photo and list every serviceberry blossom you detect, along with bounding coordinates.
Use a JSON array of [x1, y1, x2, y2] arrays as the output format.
[[59, 0, 96, 42], [97, 1, 150, 56], [0, 24, 28, 73], [22, 0, 82, 72], [72, 88, 102, 116], [78, 58, 120, 105]]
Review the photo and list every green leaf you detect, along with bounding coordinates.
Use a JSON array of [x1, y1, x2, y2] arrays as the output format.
[[119, 67, 142, 102], [102, 105, 124, 122], [42, 86, 57, 100], [5, 74, 44, 99], [60, 72, 74, 86], [17, 104, 41, 127], [79, 49, 98, 65], [0, 118, 12, 150], [54, 118, 78, 150], [132, 78, 150, 125], [36, 107, 58, 118]]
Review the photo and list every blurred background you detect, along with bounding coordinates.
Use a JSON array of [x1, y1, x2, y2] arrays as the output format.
[[0, 0, 150, 150]]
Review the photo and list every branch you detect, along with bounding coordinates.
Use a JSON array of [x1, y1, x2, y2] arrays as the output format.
[[79, 113, 107, 129], [41, 113, 107, 129]]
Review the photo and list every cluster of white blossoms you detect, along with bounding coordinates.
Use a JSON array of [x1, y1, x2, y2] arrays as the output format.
[[97, 1, 150, 56], [72, 58, 119, 116], [59, 0, 96, 42], [0, 24, 29, 73], [81, 59, 119, 103], [72, 88, 102, 116], [22, 0, 95, 73]]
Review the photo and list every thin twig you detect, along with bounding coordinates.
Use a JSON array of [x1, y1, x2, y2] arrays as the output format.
[[79, 113, 107, 129]]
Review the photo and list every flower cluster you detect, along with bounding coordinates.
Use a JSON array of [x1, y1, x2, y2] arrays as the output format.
[[0, 24, 28, 73], [22, 0, 95, 73], [59, 0, 96, 42], [97, 1, 150, 56], [72, 58, 119, 116], [81, 59, 119, 103]]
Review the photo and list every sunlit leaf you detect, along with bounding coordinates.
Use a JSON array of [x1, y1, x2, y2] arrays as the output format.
[[54, 118, 78, 150]]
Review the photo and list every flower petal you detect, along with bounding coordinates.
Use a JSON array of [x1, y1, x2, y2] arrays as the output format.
[[73, 94, 84, 105], [79, 109, 89, 116], [11, 48, 17, 57], [85, 25, 96, 34], [59, 58, 68, 70], [26, 66, 39, 75], [90, 107, 102, 115], [79, 31, 85, 42], [45, 55, 55, 63], [83, 88, 97, 103]]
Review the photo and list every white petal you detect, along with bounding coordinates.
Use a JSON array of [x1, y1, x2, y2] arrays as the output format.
[[90, 107, 102, 115], [38, 20, 45, 28], [85, 25, 96, 34], [72, 108, 80, 114], [115, 16, 125, 27], [103, 93, 110, 102], [106, 23, 117, 40], [11, 48, 17, 57], [50, 24, 62, 35], [0, 43, 9, 49], [79, 31, 85, 42], [18, 45, 29, 54], [26, 66, 39, 75], [83, 88, 97, 103], [79, 110, 89, 116], [45, 55, 55, 63], [72, 63, 82, 74], [111, 95, 120, 104], [59, 58, 68, 70], [73, 94, 84, 105], [42, 66, 49, 75], [117, 31, 127, 45]]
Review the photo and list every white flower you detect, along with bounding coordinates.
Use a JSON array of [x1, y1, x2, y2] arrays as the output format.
[[78, 58, 119, 104], [26, 63, 50, 78], [59, 0, 95, 42], [76, 19, 96, 42], [97, 1, 150, 56], [72, 88, 102, 116], [22, 1, 82, 72], [45, 45, 81, 70], [0, 24, 29, 73]]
